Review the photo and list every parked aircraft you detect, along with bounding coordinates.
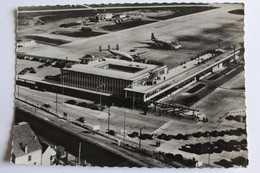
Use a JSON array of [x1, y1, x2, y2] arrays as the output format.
[[99, 44, 146, 61], [149, 33, 182, 50]]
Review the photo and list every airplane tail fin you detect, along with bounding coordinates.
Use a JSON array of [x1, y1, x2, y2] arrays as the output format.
[[99, 45, 102, 52], [116, 44, 119, 50], [151, 33, 155, 40], [108, 44, 111, 50]]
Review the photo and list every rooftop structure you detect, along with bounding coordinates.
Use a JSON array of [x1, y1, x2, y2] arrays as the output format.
[[64, 58, 160, 81]]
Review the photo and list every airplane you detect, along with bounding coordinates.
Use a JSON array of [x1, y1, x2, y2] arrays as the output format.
[[99, 44, 146, 61], [149, 33, 182, 50]]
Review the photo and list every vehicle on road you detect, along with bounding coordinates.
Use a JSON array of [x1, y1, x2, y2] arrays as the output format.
[[77, 117, 86, 123], [106, 129, 117, 136], [65, 100, 77, 105], [42, 103, 51, 109], [30, 85, 46, 92]]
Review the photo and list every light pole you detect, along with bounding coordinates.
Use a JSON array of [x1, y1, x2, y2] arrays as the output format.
[[61, 74, 68, 103], [233, 44, 236, 59], [97, 84, 105, 111], [62, 73, 65, 96], [17, 74, 20, 99], [107, 106, 111, 130], [100, 93, 102, 110], [123, 110, 127, 145], [52, 86, 58, 114], [78, 142, 81, 165], [55, 91, 58, 114], [208, 133, 211, 165], [139, 127, 145, 150], [34, 105, 37, 114], [218, 38, 222, 47], [132, 92, 135, 110]]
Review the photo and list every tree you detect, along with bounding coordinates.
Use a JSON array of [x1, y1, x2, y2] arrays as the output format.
[[55, 145, 65, 165]]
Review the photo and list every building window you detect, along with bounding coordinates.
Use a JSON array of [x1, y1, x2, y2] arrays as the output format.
[[28, 155, 32, 161]]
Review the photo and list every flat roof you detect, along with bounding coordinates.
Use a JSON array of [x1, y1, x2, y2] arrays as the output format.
[[63, 58, 159, 81], [125, 49, 239, 94]]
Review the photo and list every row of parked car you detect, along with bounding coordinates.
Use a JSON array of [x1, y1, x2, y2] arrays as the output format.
[[65, 99, 105, 111], [30, 85, 46, 92], [18, 67, 36, 75], [18, 54, 73, 68]]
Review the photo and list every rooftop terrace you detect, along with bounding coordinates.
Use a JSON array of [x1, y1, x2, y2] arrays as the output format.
[[63, 58, 159, 81]]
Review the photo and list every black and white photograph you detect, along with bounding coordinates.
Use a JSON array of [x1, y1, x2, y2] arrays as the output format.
[[10, 1, 248, 168]]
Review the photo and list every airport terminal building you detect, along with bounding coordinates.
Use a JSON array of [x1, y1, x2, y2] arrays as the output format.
[[60, 48, 239, 103], [61, 58, 168, 101]]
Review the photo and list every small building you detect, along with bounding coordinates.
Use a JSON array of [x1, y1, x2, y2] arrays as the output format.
[[79, 55, 99, 64], [98, 13, 113, 20], [17, 40, 36, 47], [113, 14, 127, 19], [41, 142, 56, 165], [11, 122, 42, 165]]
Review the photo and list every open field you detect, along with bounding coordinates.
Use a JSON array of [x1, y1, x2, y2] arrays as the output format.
[[17, 4, 244, 69], [17, 5, 215, 43], [18, 5, 88, 11], [89, 3, 208, 8]]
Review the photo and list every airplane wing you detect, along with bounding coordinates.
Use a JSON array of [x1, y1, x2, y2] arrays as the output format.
[[136, 51, 148, 55]]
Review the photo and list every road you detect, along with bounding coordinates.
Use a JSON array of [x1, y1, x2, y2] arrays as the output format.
[[16, 86, 169, 134], [15, 99, 170, 167]]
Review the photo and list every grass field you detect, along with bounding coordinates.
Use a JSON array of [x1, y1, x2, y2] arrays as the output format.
[[102, 20, 156, 31], [23, 35, 71, 45], [52, 30, 106, 38], [18, 5, 87, 11], [228, 9, 244, 15]]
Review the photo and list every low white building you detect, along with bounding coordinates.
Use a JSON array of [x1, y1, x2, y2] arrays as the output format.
[[17, 40, 36, 47], [41, 142, 56, 165]]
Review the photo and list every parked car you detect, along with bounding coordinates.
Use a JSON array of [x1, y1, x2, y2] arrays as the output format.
[[77, 117, 86, 123], [30, 85, 46, 92], [77, 102, 88, 108], [65, 100, 77, 105], [29, 68, 36, 73], [42, 103, 51, 109], [106, 130, 117, 136]]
